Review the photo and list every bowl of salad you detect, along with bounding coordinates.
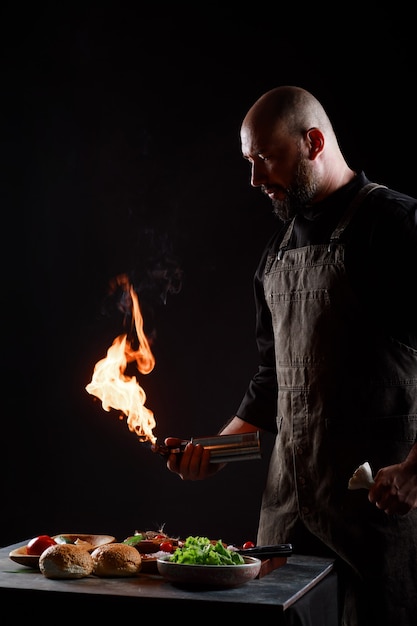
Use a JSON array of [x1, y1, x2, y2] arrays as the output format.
[[156, 536, 261, 588]]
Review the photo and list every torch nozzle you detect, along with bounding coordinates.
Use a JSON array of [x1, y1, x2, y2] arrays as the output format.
[[149, 432, 261, 463], [150, 441, 189, 456]]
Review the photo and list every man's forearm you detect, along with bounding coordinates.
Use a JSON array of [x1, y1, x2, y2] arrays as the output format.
[[218, 415, 260, 436]]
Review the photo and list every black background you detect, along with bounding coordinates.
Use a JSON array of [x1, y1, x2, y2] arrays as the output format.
[[2, 4, 416, 547]]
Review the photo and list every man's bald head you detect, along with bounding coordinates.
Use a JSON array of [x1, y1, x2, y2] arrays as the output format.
[[240, 86, 355, 215], [242, 85, 335, 141]]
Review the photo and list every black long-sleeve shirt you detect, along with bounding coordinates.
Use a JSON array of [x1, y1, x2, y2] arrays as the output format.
[[236, 171, 417, 432]]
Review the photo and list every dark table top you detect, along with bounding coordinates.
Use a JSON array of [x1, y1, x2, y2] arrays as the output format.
[[0, 540, 338, 620]]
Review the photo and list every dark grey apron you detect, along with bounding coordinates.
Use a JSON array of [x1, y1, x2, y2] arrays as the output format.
[[258, 184, 417, 625]]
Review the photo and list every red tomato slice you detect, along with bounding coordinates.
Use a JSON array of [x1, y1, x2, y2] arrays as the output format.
[[242, 541, 255, 549], [26, 535, 57, 555]]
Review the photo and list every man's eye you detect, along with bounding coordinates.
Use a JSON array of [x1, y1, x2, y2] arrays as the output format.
[[257, 154, 269, 162]]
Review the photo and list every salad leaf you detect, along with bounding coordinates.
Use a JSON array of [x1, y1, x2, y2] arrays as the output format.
[[123, 534, 145, 546], [169, 536, 244, 565]]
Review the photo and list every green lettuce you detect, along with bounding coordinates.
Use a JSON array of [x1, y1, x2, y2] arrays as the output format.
[[169, 536, 244, 565]]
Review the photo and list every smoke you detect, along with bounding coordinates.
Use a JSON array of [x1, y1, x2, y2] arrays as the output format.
[[130, 226, 183, 306], [98, 224, 184, 343]]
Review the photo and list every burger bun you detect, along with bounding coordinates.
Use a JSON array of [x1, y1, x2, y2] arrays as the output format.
[[91, 543, 142, 577], [39, 544, 94, 579]]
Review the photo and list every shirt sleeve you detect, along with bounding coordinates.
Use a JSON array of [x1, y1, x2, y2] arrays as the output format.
[[235, 247, 279, 433]]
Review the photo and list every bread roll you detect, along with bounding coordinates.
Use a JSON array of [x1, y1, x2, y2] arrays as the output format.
[[39, 544, 94, 579], [91, 543, 142, 577]]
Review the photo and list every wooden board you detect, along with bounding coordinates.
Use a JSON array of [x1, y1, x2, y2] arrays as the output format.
[[257, 556, 288, 578]]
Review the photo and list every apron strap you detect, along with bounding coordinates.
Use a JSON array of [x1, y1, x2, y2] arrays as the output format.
[[276, 182, 387, 260], [328, 182, 387, 247], [277, 217, 296, 260]]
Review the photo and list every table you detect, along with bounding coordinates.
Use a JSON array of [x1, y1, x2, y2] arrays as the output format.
[[0, 541, 339, 623]]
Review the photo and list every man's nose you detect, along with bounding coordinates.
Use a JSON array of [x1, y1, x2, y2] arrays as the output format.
[[251, 162, 266, 187]]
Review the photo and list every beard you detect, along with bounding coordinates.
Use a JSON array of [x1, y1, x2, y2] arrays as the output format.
[[267, 156, 319, 222]]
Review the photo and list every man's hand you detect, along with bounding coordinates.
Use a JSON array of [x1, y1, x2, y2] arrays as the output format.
[[164, 437, 223, 480], [164, 417, 259, 481], [368, 453, 417, 515]]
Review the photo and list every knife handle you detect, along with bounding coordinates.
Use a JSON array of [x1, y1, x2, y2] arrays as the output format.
[[238, 543, 293, 557]]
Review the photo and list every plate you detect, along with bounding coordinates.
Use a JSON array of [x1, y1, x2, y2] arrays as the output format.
[[156, 555, 262, 588], [9, 534, 115, 569]]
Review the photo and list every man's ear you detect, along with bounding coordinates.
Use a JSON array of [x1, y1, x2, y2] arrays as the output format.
[[306, 127, 324, 160]]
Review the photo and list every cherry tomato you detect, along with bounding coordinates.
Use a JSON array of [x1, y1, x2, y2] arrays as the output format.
[[159, 541, 174, 553], [242, 541, 255, 549], [26, 535, 57, 555]]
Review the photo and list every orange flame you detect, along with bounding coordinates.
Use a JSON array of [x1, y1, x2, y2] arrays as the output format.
[[86, 279, 156, 444]]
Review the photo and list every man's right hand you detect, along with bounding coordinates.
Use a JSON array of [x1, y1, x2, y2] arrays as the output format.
[[164, 417, 259, 480], [164, 437, 224, 480]]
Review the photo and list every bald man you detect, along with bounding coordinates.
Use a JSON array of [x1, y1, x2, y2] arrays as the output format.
[[165, 86, 417, 626]]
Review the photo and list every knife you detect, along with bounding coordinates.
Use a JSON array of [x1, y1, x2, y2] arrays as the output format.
[[237, 543, 293, 559]]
